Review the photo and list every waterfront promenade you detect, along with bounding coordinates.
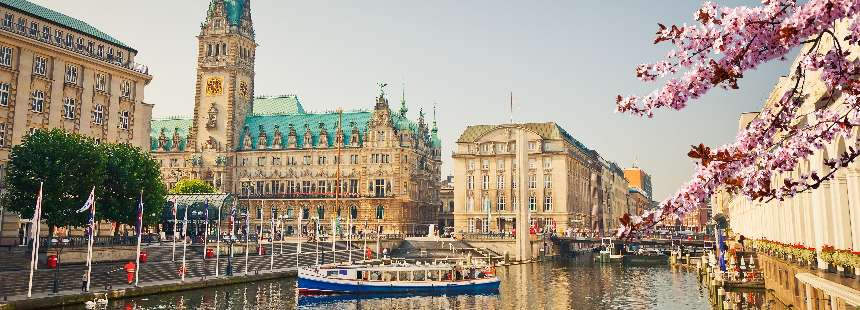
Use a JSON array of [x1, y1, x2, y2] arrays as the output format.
[[0, 241, 367, 309]]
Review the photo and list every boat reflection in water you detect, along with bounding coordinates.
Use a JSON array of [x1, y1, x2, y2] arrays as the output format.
[[298, 291, 500, 308]]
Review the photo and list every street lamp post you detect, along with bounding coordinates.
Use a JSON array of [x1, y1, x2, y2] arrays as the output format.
[[51, 237, 70, 293], [224, 235, 236, 276]]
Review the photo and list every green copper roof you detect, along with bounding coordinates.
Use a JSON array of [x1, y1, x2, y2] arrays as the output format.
[[252, 95, 306, 115], [1, 0, 133, 51], [208, 0, 247, 26], [241, 111, 371, 150], [150, 118, 193, 151]]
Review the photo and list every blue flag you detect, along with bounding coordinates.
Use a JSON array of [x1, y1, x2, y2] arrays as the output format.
[[135, 195, 144, 235]]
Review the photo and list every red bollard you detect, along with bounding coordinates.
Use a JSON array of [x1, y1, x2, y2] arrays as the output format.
[[139, 251, 148, 263], [47, 255, 58, 269], [257, 245, 265, 255], [206, 248, 215, 258]]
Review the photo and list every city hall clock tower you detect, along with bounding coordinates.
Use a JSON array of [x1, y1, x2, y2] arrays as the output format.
[[188, 0, 256, 191]]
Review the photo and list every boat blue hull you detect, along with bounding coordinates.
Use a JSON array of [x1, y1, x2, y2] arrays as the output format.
[[298, 276, 501, 295]]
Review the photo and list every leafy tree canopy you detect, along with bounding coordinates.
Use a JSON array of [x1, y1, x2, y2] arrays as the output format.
[[100, 143, 167, 228], [3, 129, 106, 228], [169, 179, 218, 194]]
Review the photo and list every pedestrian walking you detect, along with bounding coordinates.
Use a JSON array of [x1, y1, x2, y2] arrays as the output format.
[[81, 270, 89, 292]]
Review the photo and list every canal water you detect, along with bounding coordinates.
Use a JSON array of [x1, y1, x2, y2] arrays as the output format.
[[64, 258, 714, 309]]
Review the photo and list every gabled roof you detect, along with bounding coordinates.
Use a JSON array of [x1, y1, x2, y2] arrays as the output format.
[[150, 117, 193, 151], [241, 110, 371, 150], [1, 0, 133, 51]]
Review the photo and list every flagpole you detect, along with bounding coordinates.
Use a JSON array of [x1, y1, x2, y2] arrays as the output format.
[[181, 202, 188, 282], [243, 201, 250, 275], [172, 199, 177, 262], [86, 187, 95, 292], [331, 218, 336, 264], [296, 210, 302, 269], [134, 191, 143, 286], [315, 219, 319, 267], [26, 182, 42, 298], [215, 199, 221, 277], [203, 200, 208, 261], [269, 206, 274, 271], [347, 216, 352, 263], [363, 220, 368, 261]]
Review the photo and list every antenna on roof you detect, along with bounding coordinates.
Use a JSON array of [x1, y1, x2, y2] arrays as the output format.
[[633, 154, 639, 168], [509, 92, 514, 124]]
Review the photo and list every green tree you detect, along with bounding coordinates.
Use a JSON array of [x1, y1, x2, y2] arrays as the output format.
[[99, 143, 167, 231], [2, 129, 106, 234], [169, 179, 218, 194]]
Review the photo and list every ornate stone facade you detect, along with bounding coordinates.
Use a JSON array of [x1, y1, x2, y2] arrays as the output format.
[[452, 123, 627, 236], [0, 0, 153, 245], [149, 0, 442, 235]]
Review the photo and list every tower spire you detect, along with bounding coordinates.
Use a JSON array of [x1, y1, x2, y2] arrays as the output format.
[[399, 82, 408, 117], [432, 102, 438, 132]]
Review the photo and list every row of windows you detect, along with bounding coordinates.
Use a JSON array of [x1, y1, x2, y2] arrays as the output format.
[[467, 158, 551, 170], [239, 178, 392, 198], [3, 13, 125, 65], [465, 195, 553, 212], [470, 141, 541, 154], [239, 154, 379, 167], [27, 89, 121, 127], [0, 45, 134, 98], [466, 174, 552, 190]]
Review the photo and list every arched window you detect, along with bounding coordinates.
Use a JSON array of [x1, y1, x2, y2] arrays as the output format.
[[286, 207, 294, 219], [302, 207, 309, 220], [350, 205, 358, 219], [317, 206, 325, 219], [376, 205, 384, 220]]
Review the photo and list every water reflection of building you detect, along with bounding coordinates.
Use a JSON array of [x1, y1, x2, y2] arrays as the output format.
[[148, 1, 442, 235]]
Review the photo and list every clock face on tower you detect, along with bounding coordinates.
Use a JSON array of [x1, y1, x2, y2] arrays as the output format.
[[240, 81, 249, 98], [205, 77, 223, 96]]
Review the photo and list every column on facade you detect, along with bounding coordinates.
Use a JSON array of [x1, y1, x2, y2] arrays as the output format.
[[846, 167, 860, 251], [812, 178, 835, 268], [829, 171, 852, 250]]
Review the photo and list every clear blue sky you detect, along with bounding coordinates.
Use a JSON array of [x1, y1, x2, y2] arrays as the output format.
[[33, 0, 791, 201]]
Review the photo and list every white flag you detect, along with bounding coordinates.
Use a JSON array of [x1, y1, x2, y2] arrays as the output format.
[[76, 188, 95, 213]]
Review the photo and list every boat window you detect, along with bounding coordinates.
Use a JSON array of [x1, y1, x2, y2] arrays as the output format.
[[428, 270, 439, 281], [370, 271, 382, 281], [383, 271, 396, 281], [399, 271, 411, 281], [413, 271, 425, 281], [327, 270, 339, 277], [356, 270, 363, 280]]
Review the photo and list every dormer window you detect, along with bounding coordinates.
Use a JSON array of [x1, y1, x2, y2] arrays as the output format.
[[41, 26, 49, 42], [65, 34, 72, 48], [54, 30, 62, 45], [97, 45, 104, 58], [3, 14, 11, 28], [76, 37, 84, 51], [116, 51, 123, 64], [15, 17, 24, 33], [28, 22, 36, 37]]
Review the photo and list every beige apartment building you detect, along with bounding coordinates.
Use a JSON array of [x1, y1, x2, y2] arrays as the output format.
[[150, 0, 442, 235], [0, 0, 152, 246], [452, 122, 627, 236]]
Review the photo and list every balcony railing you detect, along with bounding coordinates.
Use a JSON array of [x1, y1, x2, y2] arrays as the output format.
[[238, 192, 394, 200], [0, 24, 150, 75]]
